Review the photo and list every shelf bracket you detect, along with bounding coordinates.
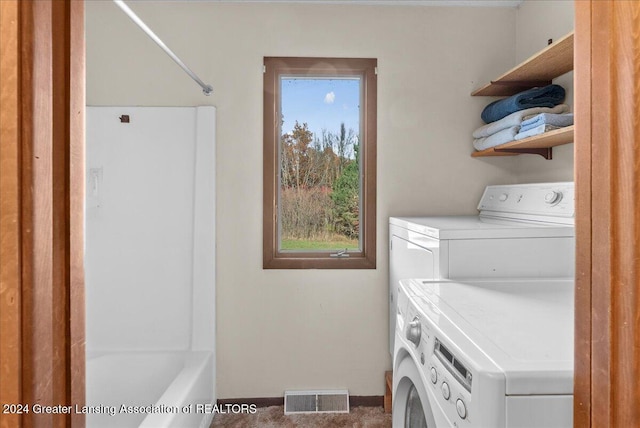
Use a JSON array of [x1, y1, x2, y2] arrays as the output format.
[[493, 147, 553, 159]]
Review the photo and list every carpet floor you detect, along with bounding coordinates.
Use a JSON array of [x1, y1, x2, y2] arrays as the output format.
[[209, 405, 392, 428]]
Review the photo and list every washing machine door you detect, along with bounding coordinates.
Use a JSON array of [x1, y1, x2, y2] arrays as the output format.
[[393, 354, 437, 427]]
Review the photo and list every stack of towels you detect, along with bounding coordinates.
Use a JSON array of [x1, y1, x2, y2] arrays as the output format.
[[515, 112, 574, 140], [473, 84, 573, 151]]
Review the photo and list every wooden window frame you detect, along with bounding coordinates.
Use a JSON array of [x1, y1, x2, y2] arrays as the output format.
[[263, 57, 377, 269]]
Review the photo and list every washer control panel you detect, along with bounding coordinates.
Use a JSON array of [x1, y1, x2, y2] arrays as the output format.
[[428, 337, 473, 425], [477, 182, 574, 222], [434, 338, 472, 392]]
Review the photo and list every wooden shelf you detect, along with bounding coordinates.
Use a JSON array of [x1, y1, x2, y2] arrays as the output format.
[[470, 32, 575, 160], [472, 125, 574, 159], [472, 32, 574, 97]]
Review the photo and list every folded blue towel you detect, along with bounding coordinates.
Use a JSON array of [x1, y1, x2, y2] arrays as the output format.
[[481, 84, 566, 123], [519, 113, 574, 132], [514, 124, 559, 141]]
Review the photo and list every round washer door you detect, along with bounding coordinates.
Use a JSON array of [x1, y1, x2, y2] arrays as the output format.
[[393, 354, 437, 428]]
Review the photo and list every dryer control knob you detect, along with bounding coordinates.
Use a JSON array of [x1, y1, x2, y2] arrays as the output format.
[[456, 399, 467, 419], [499, 193, 509, 202], [544, 191, 562, 205], [406, 317, 421, 347], [441, 382, 450, 400], [430, 367, 437, 384]]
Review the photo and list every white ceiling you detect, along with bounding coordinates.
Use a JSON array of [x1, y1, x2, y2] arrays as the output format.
[[128, 0, 524, 7]]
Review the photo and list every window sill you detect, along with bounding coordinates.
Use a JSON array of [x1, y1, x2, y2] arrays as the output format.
[[263, 253, 376, 270]]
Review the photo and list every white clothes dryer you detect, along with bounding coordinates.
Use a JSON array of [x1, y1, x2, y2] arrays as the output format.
[[389, 182, 575, 354], [393, 277, 573, 428]]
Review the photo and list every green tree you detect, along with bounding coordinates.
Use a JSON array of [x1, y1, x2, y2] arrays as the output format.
[[331, 144, 360, 239], [333, 122, 356, 175]]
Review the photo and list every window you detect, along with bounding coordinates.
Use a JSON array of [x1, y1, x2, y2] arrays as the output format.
[[263, 57, 377, 269]]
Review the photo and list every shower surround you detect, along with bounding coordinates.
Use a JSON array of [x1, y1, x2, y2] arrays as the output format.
[[85, 106, 216, 428]]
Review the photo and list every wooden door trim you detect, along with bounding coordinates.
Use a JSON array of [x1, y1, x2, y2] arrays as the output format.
[[573, 1, 592, 426], [69, 1, 86, 426], [0, 2, 24, 427], [0, 1, 85, 427], [574, 1, 640, 426]]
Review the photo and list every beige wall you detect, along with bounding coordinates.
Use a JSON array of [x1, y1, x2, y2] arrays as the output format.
[[514, 0, 575, 182], [86, 2, 519, 398]]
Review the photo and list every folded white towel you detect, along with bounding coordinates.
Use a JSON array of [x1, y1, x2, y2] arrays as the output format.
[[472, 104, 570, 139], [514, 124, 560, 140], [473, 125, 519, 151]]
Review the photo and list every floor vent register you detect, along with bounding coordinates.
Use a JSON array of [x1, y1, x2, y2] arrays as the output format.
[[284, 390, 349, 414]]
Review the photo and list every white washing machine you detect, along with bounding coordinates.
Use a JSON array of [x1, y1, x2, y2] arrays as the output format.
[[389, 182, 575, 354], [393, 277, 573, 428]]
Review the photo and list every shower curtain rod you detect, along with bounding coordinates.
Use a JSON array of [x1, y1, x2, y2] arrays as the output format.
[[113, 0, 213, 96]]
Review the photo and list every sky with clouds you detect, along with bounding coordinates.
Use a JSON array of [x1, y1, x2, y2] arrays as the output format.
[[280, 78, 361, 139]]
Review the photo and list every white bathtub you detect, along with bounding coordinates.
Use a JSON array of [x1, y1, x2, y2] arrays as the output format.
[[86, 352, 214, 428]]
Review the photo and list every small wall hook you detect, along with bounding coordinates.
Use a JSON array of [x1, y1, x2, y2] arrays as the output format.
[[119, 115, 130, 123]]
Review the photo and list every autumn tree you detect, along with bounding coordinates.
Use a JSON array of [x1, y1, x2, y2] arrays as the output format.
[[281, 121, 314, 188]]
